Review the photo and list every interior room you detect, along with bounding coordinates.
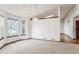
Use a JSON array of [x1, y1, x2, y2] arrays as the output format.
[[0, 4, 79, 54]]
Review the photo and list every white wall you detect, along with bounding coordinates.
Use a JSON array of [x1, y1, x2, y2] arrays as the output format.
[[64, 5, 79, 39], [31, 18, 60, 41], [60, 20, 64, 33]]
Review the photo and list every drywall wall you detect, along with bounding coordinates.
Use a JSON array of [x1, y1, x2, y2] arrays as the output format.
[[64, 5, 79, 39], [60, 19, 64, 33], [31, 18, 60, 41]]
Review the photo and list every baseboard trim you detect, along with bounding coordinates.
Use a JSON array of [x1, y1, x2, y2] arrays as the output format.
[[29, 38, 60, 42]]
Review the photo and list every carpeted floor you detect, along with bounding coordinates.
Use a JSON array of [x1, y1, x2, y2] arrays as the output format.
[[0, 39, 79, 54]]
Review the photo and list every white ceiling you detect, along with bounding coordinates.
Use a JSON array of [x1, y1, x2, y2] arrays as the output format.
[[60, 4, 74, 20], [0, 4, 74, 19]]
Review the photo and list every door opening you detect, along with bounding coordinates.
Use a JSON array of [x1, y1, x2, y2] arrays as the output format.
[[76, 20, 79, 39]]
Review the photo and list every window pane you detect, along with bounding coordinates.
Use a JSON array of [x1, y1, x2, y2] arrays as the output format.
[[21, 20, 26, 35], [7, 18, 18, 36], [0, 16, 4, 39]]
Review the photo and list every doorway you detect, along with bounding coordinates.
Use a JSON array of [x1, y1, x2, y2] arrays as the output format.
[[76, 20, 79, 39]]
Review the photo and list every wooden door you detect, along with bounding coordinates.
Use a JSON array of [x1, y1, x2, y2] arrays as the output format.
[[76, 20, 79, 39]]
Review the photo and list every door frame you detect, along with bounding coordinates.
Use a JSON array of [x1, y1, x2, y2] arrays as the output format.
[[74, 15, 79, 39]]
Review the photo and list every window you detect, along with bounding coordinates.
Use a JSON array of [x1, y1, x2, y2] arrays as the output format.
[[7, 18, 18, 37], [21, 20, 26, 36], [0, 16, 4, 40]]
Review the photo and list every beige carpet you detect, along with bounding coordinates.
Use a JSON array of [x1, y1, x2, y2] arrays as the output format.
[[0, 39, 79, 54]]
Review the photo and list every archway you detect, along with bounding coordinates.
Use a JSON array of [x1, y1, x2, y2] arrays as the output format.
[[74, 15, 79, 39]]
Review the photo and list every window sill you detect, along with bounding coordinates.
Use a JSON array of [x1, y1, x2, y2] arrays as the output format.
[[7, 35, 19, 38]]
